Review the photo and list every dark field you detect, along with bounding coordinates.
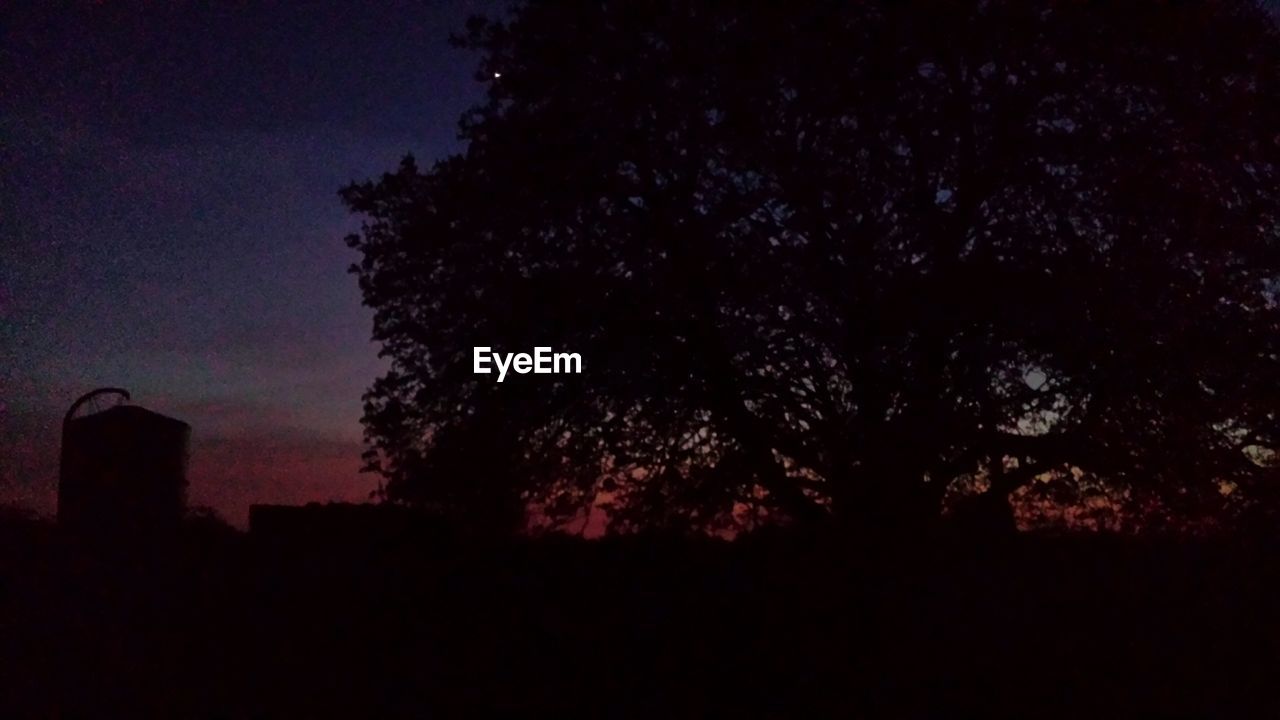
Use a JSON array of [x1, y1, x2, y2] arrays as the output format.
[[3, 519, 1278, 717]]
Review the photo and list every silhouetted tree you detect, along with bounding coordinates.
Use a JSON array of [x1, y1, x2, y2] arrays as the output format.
[[183, 506, 240, 538], [344, 0, 1280, 534]]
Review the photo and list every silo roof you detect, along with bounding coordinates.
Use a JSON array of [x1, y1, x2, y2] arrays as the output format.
[[67, 404, 190, 430]]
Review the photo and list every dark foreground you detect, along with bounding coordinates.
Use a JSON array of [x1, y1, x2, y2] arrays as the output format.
[[3, 519, 1278, 717]]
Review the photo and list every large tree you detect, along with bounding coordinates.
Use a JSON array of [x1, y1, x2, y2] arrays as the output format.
[[343, 0, 1280, 534]]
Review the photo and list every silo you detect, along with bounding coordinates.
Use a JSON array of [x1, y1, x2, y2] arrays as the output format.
[[58, 388, 190, 534]]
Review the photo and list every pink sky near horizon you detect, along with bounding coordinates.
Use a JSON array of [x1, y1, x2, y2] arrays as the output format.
[[1, 394, 376, 528]]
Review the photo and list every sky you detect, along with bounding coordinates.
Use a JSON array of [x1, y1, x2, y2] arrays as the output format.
[[1, 1, 502, 525]]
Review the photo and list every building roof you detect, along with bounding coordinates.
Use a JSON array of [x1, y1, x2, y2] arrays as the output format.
[[65, 404, 191, 432]]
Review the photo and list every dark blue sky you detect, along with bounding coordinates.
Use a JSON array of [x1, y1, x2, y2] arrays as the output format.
[[1, 1, 502, 524]]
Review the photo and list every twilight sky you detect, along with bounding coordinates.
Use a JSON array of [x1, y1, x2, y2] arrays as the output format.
[[1, 1, 502, 525]]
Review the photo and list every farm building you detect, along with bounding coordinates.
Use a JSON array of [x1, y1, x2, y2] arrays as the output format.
[[58, 388, 190, 535]]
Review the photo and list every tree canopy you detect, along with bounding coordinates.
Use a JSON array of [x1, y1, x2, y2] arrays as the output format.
[[343, 0, 1280, 535]]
